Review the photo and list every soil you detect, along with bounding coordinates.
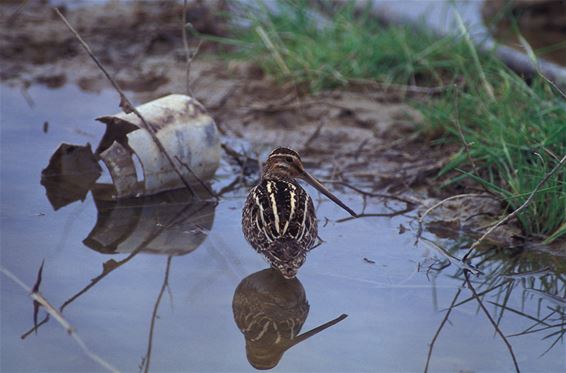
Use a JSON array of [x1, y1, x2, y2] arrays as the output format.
[[1, 0, 562, 252]]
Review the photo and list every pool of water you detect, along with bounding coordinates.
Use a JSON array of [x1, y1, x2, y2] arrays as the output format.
[[1, 84, 564, 372]]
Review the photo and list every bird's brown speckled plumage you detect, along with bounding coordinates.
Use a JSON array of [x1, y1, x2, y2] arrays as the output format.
[[242, 147, 356, 278]]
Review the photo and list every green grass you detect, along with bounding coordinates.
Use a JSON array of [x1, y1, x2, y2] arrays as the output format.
[[225, 1, 566, 242]]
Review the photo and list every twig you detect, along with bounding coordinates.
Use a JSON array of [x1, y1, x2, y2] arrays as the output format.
[[6, 0, 30, 24], [336, 206, 413, 223], [303, 119, 326, 148], [182, 1, 202, 98], [419, 193, 494, 223], [54, 8, 197, 197], [348, 78, 455, 95], [464, 271, 520, 372], [463, 154, 566, 262], [416, 193, 495, 244], [424, 287, 462, 373], [31, 260, 45, 335], [421, 237, 481, 275], [328, 181, 418, 205], [142, 256, 172, 373], [174, 155, 218, 201], [1, 266, 119, 373]]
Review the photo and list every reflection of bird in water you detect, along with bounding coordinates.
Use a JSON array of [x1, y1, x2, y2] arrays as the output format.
[[242, 147, 357, 278], [232, 268, 347, 370]]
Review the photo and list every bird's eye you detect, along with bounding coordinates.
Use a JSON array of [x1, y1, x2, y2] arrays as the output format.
[[285, 157, 293, 163]]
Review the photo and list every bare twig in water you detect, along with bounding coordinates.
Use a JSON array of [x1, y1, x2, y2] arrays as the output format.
[[54, 8, 198, 197], [142, 256, 173, 373], [175, 155, 218, 201], [421, 238, 481, 275], [0, 266, 119, 373], [328, 181, 418, 205], [464, 271, 520, 372], [463, 154, 566, 262], [182, 0, 202, 98], [424, 287, 462, 373], [336, 207, 413, 223]]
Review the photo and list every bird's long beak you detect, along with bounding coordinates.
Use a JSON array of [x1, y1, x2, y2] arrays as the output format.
[[301, 171, 357, 217]]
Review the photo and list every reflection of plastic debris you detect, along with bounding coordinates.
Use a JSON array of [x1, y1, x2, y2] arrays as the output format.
[[41, 143, 102, 210], [97, 94, 221, 197], [83, 187, 215, 256]]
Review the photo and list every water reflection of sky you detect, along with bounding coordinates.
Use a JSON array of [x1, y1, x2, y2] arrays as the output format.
[[1, 84, 564, 372]]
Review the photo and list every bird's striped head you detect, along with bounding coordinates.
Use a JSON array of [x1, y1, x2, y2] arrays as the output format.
[[262, 147, 358, 217], [263, 147, 304, 179]]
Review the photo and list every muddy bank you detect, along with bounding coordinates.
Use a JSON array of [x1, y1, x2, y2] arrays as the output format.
[[1, 0, 562, 253]]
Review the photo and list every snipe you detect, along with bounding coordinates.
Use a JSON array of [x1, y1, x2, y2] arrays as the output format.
[[242, 147, 357, 278]]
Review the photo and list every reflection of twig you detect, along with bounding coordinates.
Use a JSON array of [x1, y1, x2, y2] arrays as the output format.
[[1, 266, 119, 373], [464, 271, 520, 372], [421, 238, 481, 275], [463, 154, 566, 262], [54, 8, 197, 197], [451, 280, 511, 309], [22, 199, 196, 338], [142, 256, 173, 373], [182, 0, 202, 98], [424, 287, 461, 373]]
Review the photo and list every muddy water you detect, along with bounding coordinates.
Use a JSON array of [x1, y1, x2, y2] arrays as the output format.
[[1, 84, 565, 372]]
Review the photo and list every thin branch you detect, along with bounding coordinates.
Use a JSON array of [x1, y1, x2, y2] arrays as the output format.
[[416, 193, 495, 244], [328, 181, 418, 205], [303, 119, 326, 148], [464, 271, 520, 372], [335, 205, 413, 223], [1, 266, 119, 373], [463, 154, 566, 262], [420, 194, 494, 224], [421, 238, 481, 275], [31, 259, 45, 335], [142, 256, 173, 373], [174, 155, 218, 201], [348, 78, 456, 95], [424, 287, 462, 373], [54, 8, 198, 197], [182, 1, 202, 98]]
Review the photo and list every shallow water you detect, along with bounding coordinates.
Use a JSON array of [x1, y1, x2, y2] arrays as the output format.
[[1, 84, 565, 372]]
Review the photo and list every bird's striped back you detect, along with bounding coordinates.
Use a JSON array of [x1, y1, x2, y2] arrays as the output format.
[[242, 177, 317, 255]]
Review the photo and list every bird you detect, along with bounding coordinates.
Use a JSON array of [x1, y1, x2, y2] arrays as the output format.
[[232, 268, 347, 370], [242, 147, 357, 279]]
